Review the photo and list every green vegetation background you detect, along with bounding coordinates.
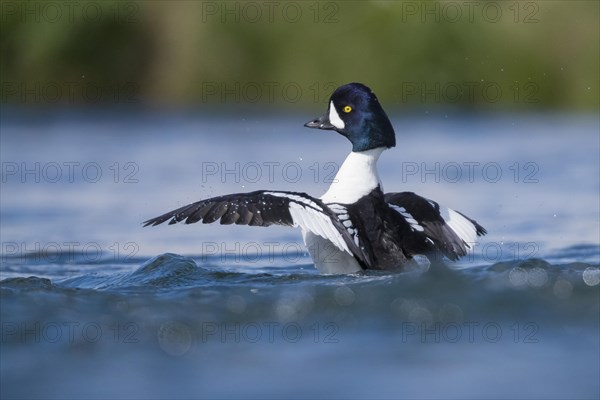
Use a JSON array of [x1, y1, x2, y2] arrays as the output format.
[[1, 0, 598, 111]]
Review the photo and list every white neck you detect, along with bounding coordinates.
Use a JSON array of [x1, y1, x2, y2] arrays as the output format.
[[320, 147, 385, 204]]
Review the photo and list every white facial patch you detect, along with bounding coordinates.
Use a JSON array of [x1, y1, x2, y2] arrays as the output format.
[[328, 101, 345, 130]]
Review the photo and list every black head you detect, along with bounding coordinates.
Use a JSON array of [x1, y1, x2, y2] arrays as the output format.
[[304, 82, 396, 152]]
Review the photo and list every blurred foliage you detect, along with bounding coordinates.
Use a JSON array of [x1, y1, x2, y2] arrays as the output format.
[[1, 0, 598, 110]]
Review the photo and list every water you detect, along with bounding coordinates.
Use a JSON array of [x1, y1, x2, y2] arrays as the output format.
[[1, 109, 599, 399]]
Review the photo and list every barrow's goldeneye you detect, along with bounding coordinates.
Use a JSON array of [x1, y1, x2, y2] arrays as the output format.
[[144, 82, 486, 274]]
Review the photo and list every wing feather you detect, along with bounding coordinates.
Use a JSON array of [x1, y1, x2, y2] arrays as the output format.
[[144, 190, 372, 268], [385, 191, 486, 261]]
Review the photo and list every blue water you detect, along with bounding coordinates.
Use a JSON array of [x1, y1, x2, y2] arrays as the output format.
[[1, 110, 599, 399]]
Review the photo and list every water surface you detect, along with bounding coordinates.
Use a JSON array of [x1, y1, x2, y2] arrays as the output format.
[[1, 111, 599, 399]]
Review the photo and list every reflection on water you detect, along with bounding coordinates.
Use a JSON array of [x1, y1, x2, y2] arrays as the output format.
[[1, 253, 599, 399], [1, 111, 599, 398]]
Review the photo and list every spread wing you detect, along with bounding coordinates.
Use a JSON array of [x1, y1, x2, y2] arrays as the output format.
[[144, 190, 373, 268], [385, 191, 487, 261]]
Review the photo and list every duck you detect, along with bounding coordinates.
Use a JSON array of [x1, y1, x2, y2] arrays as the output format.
[[144, 82, 486, 274]]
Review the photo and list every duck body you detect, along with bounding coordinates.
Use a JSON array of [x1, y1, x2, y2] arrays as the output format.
[[145, 83, 486, 274]]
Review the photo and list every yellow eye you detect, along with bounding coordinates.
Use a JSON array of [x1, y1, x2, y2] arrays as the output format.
[[343, 105, 352, 113]]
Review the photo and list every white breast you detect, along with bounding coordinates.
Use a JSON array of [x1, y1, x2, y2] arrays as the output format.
[[320, 147, 385, 204]]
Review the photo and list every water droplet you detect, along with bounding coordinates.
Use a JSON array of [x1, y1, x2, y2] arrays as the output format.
[[275, 292, 314, 321], [157, 321, 192, 356], [582, 267, 600, 286], [509, 267, 528, 287], [553, 279, 573, 299], [408, 306, 433, 327], [528, 267, 548, 287]]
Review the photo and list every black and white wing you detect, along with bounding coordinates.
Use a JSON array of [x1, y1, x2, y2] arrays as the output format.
[[144, 190, 373, 267], [385, 191, 487, 260]]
